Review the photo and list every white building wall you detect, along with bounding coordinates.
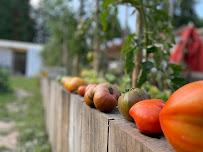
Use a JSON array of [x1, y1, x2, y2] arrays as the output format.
[[26, 48, 42, 77], [0, 49, 13, 72]]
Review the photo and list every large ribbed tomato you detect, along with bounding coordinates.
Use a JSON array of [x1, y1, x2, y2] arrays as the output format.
[[160, 81, 203, 152]]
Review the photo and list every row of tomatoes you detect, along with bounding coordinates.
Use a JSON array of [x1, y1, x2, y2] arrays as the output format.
[[60, 76, 203, 152]]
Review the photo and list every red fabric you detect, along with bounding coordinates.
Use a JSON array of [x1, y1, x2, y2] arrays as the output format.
[[170, 26, 203, 72]]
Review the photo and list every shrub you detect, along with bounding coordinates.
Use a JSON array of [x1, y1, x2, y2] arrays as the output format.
[[0, 67, 10, 93]]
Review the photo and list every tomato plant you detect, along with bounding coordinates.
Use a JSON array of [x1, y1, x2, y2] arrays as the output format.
[[100, 0, 184, 91], [160, 81, 203, 152]]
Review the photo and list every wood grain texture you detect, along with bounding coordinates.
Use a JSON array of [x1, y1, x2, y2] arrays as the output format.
[[68, 94, 84, 152], [50, 80, 57, 151], [108, 119, 175, 152], [81, 103, 123, 152], [55, 83, 63, 152], [61, 88, 70, 152], [41, 77, 51, 136]]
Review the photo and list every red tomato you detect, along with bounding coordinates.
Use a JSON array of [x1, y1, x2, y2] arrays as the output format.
[[77, 85, 87, 96], [129, 99, 165, 134], [93, 83, 120, 112], [84, 84, 97, 107], [160, 81, 203, 152]]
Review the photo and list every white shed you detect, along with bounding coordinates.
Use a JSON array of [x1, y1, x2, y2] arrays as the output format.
[[0, 39, 43, 77]]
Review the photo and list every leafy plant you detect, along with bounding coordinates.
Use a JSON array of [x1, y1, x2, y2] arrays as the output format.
[[0, 67, 10, 93], [141, 81, 172, 102], [100, 0, 184, 91]]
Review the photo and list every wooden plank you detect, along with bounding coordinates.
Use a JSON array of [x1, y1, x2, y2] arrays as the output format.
[[108, 119, 175, 152], [81, 103, 123, 152], [81, 102, 92, 152], [49, 80, 57, 151], [61, 88, 70, 152], [55, 83, 63, 152], [90, 107, 109, 152], [43, 78, 51, 141], [68, 94, 83, 152]]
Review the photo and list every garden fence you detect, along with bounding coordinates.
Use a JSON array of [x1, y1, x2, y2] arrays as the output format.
[[40, 77, 175, 152]]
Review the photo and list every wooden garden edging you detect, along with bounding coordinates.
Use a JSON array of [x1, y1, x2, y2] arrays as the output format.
[[40, 77, 175, 152]]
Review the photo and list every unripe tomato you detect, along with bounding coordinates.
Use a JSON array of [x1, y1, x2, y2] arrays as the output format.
[[118, 88, 150, 121]]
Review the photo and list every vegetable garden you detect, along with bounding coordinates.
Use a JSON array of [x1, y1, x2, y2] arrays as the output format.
[[41, 0, 203, 152]]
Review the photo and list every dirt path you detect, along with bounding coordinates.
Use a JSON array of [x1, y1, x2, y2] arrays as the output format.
[[0, 121, 18, 150], [0, 88, 32, 151]]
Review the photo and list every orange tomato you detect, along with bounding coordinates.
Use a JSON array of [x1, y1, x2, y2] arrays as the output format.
[[129, 99, 165, 134], [65, 77, 86, 92], [160, 81, 203, 152], [61, 76, 72, 85]]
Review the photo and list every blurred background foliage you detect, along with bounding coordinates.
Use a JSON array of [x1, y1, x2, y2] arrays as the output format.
[[0, 0, 202, 98], [0, 0, 35, 42], [0, 67, 10, 93]]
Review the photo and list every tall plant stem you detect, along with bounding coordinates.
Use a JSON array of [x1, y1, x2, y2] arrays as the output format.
[[132, 9, 142, 87], [139, 0, 148, 61], [132, 0, 149, 87], [93, 0, 100, 73]]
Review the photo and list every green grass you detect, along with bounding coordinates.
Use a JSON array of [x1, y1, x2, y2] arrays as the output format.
[[0, 145, 11, 151], [0, 76, 51, 152]]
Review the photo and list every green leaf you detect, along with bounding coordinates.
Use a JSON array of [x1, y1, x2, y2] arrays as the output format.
[[169, 73, 181, 79], [114, 7, 118, 14], [125, 48, 136, 74], [169, 32, 175, 44], [154, 48, 163, 70], [128, 0, 139, 6], [121, 33, 135, 54], [146, 46, 158, 54], [136, 61, 154, 87], [178, 0, 181, 6], [100, 9, 109, 31], [171, 77, 185, 90], [134, 39, 142, 47], [130, 9, 136, 16], [102, 0, 113, 8], [168, 63, 183, 72]]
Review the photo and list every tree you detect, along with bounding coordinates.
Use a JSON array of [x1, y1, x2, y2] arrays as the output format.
[[172, 0, 203, 28], [41, 0, 78, 73], [0, 0, 35, 42]]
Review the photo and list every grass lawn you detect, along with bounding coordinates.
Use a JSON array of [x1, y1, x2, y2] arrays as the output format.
[[0, 76, 51, 151]]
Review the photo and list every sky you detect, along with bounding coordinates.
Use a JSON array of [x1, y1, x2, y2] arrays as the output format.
[[30, 0, 203, 32]]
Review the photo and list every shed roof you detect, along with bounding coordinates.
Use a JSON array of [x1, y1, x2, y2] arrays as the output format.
[[0, 39, 43, 50]]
